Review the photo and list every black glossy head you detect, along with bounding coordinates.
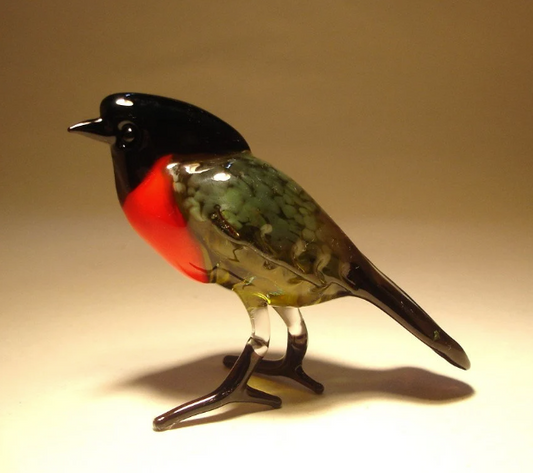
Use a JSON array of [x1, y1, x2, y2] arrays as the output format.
[[70, 92, 250, 154], [69, 93, 250, 202]]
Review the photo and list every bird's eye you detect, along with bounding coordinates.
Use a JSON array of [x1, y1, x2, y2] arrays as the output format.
[[118, 121, 140, 148]]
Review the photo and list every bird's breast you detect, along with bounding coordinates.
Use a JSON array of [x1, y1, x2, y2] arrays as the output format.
[[121, 155, 210, 283]]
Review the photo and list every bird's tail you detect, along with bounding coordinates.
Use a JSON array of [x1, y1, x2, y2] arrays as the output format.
[[345, 255, 470, 370]]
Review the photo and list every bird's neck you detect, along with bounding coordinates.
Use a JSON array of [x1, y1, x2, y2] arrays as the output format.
[[111, 148, 154, 205]]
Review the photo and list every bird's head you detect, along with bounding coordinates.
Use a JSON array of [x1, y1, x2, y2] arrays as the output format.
[[68, 92, 250, 201]]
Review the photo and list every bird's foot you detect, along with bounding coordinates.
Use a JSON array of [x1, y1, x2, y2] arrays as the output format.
[[223, 355, 324, 394], [153, 384, 281, 431]]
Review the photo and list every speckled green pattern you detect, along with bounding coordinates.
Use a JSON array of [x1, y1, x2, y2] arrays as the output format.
[[168, 152, 359, 306]]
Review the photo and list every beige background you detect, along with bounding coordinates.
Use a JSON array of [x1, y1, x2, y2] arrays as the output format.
[[1, 1, 532, 472]]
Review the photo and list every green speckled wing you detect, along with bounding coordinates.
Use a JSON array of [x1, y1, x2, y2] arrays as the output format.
[[168, 153, 358, 303]]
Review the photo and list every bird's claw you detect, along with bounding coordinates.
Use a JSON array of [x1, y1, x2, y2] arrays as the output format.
[[223, 355, 324, 394], [153, 384, 281, 431]]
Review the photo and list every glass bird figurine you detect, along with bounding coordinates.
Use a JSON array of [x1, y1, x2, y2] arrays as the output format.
[[69, 93, 470, 431]]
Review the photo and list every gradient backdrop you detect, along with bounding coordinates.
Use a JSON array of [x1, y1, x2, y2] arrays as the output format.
[[1, 2, 532, 472]]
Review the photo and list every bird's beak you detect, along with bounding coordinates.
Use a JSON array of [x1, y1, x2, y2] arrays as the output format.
[[68, 118, 115, 145]]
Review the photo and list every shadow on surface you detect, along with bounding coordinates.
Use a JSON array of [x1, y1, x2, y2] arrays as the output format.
[[110, 352, 474, 429]]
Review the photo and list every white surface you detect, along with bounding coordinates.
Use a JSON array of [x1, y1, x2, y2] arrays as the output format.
[[2, 216, 532, 472]]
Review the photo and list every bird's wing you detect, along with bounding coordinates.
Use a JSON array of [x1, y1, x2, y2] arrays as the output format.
[[168, 152, 357, 286]]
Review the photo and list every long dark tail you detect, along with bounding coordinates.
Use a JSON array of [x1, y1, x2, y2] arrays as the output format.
[[346, 255, 470, 370]]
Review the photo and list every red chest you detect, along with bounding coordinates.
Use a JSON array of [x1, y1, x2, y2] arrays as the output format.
[[122, 155, 209, 283]]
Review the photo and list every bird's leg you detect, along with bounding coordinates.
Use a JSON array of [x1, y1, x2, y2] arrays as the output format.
[[224, 307, 324, 394], [153, 295, 281, 431]]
